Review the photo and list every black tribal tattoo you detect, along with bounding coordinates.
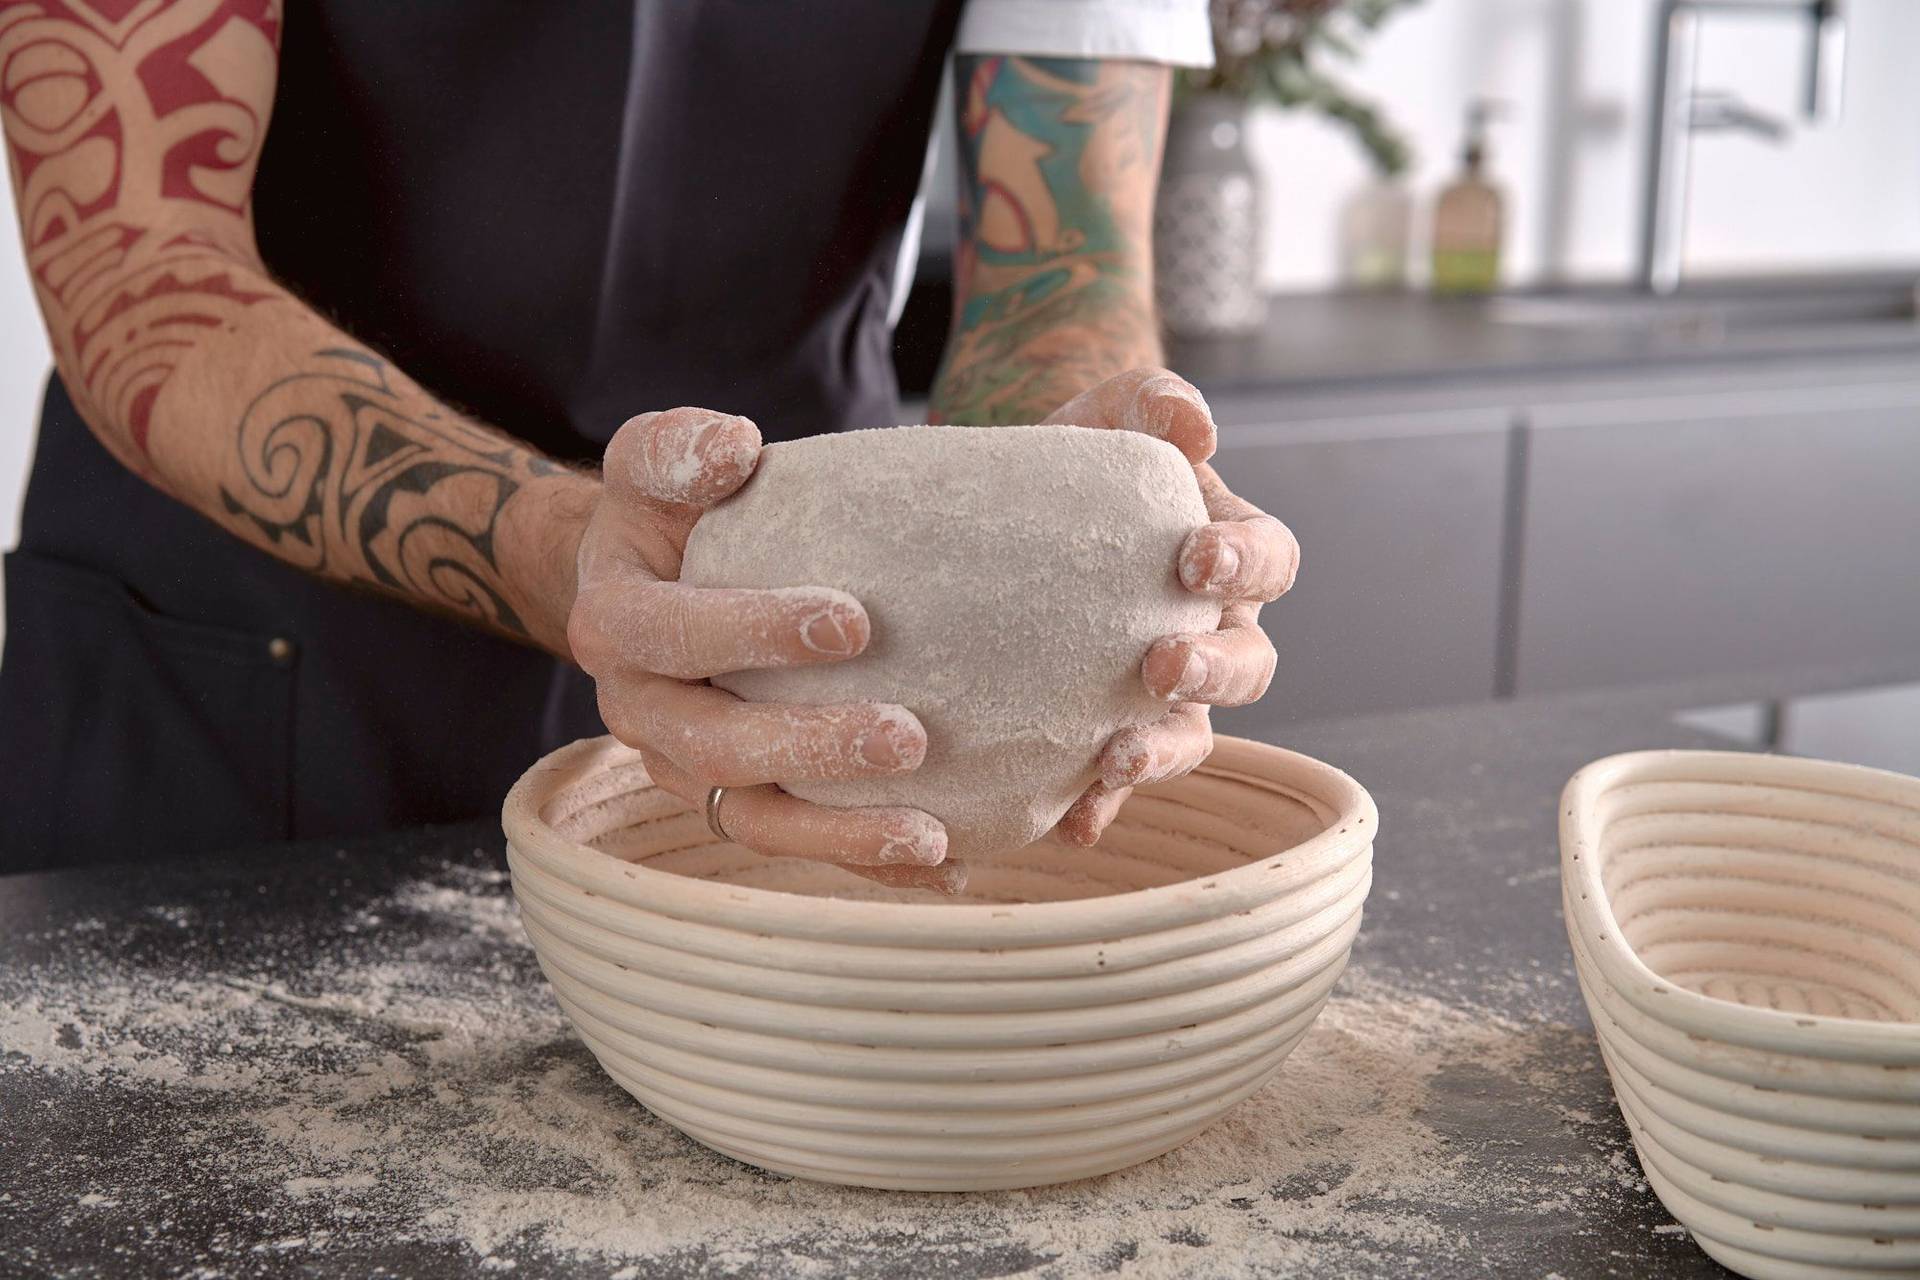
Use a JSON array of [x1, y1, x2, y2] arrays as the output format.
[[219, 348, 560, 638]]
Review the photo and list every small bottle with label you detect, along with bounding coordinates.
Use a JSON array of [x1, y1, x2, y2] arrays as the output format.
[[1431, 100, 1506, 294]]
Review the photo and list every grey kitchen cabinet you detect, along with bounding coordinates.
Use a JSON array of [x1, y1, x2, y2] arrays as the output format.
[[1207, 402, 1514, 734], [1513, 377, 1920, 694]]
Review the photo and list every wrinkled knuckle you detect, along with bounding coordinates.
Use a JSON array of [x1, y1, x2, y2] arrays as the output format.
[[649, 645, 708, 681], [638, 589, 701, 678]]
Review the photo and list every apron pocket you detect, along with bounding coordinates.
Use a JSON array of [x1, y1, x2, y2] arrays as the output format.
[[0, 549, 297, 871]]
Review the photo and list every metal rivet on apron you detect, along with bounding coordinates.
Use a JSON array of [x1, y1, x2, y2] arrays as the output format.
[[267, 637, 295, 663]]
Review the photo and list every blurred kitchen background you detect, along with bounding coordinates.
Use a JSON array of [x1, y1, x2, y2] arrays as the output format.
[[3, 0, 1917, 763]]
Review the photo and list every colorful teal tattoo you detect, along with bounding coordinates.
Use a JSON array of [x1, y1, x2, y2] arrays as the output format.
[[930, 56, 1170, 426]]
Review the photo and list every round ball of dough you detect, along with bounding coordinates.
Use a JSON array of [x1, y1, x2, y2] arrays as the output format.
[[678, 424, 1223, 861]]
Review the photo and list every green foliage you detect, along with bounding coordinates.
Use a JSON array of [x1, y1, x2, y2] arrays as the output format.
[[1185, 0, 1421, 178]]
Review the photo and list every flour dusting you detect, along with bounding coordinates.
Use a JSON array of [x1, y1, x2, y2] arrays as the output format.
[[0, 856, 1654, 1277]]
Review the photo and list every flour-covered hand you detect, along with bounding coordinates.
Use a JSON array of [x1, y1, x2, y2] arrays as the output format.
[[1042, 368, 1299, 845], [570, 409, 958, 891]]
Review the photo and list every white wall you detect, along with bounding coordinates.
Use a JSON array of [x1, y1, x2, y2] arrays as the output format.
[[1253, 0, 1920, 290]]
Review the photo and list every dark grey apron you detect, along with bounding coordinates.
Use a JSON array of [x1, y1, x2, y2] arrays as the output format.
[[0, 0, 963, 872]]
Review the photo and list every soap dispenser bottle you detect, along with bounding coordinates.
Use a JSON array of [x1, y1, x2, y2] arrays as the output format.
[[1431, 99, 1506, 294]]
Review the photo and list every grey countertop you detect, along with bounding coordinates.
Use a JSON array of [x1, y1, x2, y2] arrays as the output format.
[[1168, 275, 1920, 398], [4, 660, 1918, 1278]]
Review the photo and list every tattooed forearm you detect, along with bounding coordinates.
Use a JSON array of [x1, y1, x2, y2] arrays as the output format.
[[218, 347, 575, 639], [1, 0, 281, 469], [1, 0, 595, 652], [930, 56, 1170, 426]]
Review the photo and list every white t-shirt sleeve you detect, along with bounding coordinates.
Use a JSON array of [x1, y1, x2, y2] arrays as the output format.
[[955, 0, 1215, 69]]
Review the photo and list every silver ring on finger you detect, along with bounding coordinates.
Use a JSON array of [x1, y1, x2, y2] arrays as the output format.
[[704, 785, 732, 843]]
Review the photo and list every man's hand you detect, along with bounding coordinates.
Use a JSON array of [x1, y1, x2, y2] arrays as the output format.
[[1041, 368, 1300, 845], [569, 409, 961, 893], [926, 56, 1290, 841]]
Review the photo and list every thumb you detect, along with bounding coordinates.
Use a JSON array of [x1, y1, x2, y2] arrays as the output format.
[[605, 407, 762, 513]]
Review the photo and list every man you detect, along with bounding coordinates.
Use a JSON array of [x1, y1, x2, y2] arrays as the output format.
[[0, 1, 1296, 884]]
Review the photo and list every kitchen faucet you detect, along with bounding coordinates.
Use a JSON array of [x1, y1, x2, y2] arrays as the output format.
[[1637, 0, 1847, 294]]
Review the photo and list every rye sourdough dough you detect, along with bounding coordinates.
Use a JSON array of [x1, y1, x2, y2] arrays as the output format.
[[677, 424, 1223, 862]]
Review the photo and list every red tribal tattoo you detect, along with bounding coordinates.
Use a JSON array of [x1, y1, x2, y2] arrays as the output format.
[[0, 0, 279, 456]]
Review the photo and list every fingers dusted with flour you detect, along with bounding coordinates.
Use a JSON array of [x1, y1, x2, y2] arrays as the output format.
[[599, 682, 926, 787], [571, 581, 870, 681], [637, 749, 964, 895], [612, 407, 761, 516], [1181, 464, 1301, 603], [1044, 367, 1216, 464], [1098, 703, 1214, 792], [576, 408, 762, 595], [1142, 602, 1276, 707], [575, 408, 951, 883], [1056, 781, 1133, 848], [1044, 366, 1298, 845]]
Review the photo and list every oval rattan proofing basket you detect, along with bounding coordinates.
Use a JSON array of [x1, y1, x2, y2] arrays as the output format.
[[1562, 749, 1920, 1279], [503, 733, 1375, 1191]]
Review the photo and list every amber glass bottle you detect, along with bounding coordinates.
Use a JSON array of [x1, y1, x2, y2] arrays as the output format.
[[1431, 101, 1505, 294]]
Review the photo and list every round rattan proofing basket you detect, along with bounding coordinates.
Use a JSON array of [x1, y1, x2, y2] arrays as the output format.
[[1562, 749, 1920, 1279], [503, 733, 1375, 1191]]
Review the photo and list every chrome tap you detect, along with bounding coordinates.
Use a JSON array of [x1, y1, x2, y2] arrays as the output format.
[[1637, 0, 1847, 294]]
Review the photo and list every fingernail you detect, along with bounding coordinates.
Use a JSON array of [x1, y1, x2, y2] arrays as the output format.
[[1181, 537, 1238, 594], [1203, 542, 1241, 592], [1102, 734, 1152, 791], [1058, 796, 1102, 846], [876, 816, 946, 865], [701, 416, 758, 487], [649, 413, 723, 502], [1170, 649, 1209, 701], [929, 861, 968, 895], [1139, 381, 1214, 458], [802, 607, 857, 656], [859, 711, 925, 771]]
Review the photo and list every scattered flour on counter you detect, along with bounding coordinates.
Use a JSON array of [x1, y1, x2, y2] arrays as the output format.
[[0, 858, 1650, 1278]]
